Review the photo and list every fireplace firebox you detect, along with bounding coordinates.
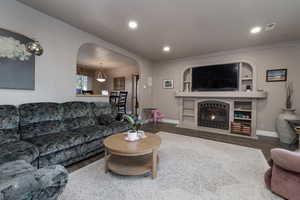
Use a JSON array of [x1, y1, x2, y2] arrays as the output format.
[[198, 101, 229, 130]]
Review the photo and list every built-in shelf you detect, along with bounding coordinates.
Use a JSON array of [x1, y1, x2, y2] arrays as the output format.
[[234, 109, 252, 112], [183, 107, 194, 110], [183, 114, 195, 117], [175, 91, 267, 99], [234, 117, 252, 121], [241, 78, 253, 81]]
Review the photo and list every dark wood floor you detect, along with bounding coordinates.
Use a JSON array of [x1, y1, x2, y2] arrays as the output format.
[[67, 123, 297, 172]]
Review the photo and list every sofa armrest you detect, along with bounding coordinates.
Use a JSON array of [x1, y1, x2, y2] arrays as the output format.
[[271, 148, 300, 174], [0, 165, 68, 200]]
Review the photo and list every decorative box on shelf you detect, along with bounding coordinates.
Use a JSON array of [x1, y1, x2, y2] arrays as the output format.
[[231, 122, 251, 136]]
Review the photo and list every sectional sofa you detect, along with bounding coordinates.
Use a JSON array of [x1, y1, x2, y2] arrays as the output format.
[[0, 101, 129, 200]]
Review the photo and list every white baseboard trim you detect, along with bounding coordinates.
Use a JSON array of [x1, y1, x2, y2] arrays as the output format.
[[161, 118, 179, 124], [256, 130, 278, 138]]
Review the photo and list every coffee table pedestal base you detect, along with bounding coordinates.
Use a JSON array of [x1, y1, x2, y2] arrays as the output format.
[[105, 153, 158, 179]]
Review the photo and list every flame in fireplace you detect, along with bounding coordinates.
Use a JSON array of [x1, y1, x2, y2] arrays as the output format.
[[211, 115, 216, 120]]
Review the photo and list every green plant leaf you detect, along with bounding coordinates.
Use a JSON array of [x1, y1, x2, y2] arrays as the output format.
[[123, 115, 135, 127]]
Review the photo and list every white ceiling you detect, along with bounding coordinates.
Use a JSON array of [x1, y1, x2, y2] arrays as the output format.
[[19, 0, 300, 61], [77, 43, 138, 70]]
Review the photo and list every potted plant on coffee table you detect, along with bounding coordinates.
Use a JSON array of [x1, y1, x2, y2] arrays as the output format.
[[123, 115, 145, 141]]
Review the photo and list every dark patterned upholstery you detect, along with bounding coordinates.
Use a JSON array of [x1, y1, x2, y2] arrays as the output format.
[[0, 105, 19, 145], [26, 125, 109, 157], [39, 140, 104, 168], [19, 103, 63, 139], [0, 160, 68, 200], [0, 141, 39, 165], [91, 102, 115, 116], [0, 101, 129, 199], [91, 102, 129, 134], [97, 114, 116, 125], [26, 131, 86, 156], [0, 105, 39, 166], [72, 125, 110, 141], [107, 121, 130, 134], [61, 101, 96, 131]]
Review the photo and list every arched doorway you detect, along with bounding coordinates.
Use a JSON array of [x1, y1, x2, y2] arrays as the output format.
[[76, 43, 140, 116]]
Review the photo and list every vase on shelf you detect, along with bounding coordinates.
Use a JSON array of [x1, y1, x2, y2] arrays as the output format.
[[184, 83, 190, 92], [276, 108, 300, 144]]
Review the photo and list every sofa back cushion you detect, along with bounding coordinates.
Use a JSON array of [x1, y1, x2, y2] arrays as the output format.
[[61, 102, 96, 131], [0, 105, 19, 145], [91, 102, 115, 116], [90, 102, 118, 125], [19, 103, 63, 139]]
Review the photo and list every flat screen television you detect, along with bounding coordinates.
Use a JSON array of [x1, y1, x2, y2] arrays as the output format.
[[192, 63, 239, 91]]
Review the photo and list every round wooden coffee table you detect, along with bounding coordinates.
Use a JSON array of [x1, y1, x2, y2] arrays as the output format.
[[103, 132, 161, 179]]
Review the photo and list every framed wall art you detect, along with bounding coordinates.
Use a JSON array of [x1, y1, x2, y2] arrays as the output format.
[[0, 28, 36, 90], [163, 80, 174, 89], [266, 69, 287, 82]]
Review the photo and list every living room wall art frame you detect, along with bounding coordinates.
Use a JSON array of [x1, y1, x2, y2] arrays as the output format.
[[266, 68, 287, 82], [163, 80, 174, 89], [0, 28, 35, 90]]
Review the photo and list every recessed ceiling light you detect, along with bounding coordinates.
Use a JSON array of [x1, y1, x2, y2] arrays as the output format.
[[128, 20, 138, 30], [163, 46, 171, 52], [250, 26, 262, 34]]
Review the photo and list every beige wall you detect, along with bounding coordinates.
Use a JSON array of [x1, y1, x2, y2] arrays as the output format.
[[0, 0, 153, 109], [152, 42, 300, 132]]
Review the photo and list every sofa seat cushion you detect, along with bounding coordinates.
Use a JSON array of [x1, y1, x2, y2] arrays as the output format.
[[106, 121, 129, 134], [0, 141, 39, 165], [27, 125, 110, 156], [72, 125, 111, 141], [26, 131, 86, 156]]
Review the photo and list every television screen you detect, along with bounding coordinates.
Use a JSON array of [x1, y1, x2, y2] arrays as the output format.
[[192, 63, 239, 91]]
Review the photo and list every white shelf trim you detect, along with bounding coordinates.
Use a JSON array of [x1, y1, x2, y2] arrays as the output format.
[[175, 91, 267, 99]]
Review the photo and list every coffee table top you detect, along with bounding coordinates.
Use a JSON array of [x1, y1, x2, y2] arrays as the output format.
[[103, 132, 161, 155]]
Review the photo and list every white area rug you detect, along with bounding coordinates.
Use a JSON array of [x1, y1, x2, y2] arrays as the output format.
[[59, 132, 281, 200]]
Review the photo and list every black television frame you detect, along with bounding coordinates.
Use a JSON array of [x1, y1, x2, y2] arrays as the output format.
[[191, 63, 240, 92]]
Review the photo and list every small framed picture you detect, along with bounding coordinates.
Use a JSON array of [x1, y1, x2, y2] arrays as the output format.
[[163, 80, 174, 89], [266, 69, 287, 82]]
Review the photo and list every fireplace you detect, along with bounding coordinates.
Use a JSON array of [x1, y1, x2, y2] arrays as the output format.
[[198, 101, 230, 130]]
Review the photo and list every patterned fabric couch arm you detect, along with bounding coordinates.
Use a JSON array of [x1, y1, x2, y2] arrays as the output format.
[[0, 160, 68, 200]]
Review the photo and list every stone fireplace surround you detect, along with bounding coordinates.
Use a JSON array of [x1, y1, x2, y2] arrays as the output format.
[[175, 91, 267, 138]]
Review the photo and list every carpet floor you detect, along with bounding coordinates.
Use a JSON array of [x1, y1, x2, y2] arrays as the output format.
[[59, 132, 282, 200]]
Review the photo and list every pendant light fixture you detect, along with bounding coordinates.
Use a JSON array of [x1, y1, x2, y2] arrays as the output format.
[[96, 62, 107, 83]]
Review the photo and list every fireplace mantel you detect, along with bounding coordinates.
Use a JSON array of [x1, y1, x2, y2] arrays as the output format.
[[175, 91, 267, 99]]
